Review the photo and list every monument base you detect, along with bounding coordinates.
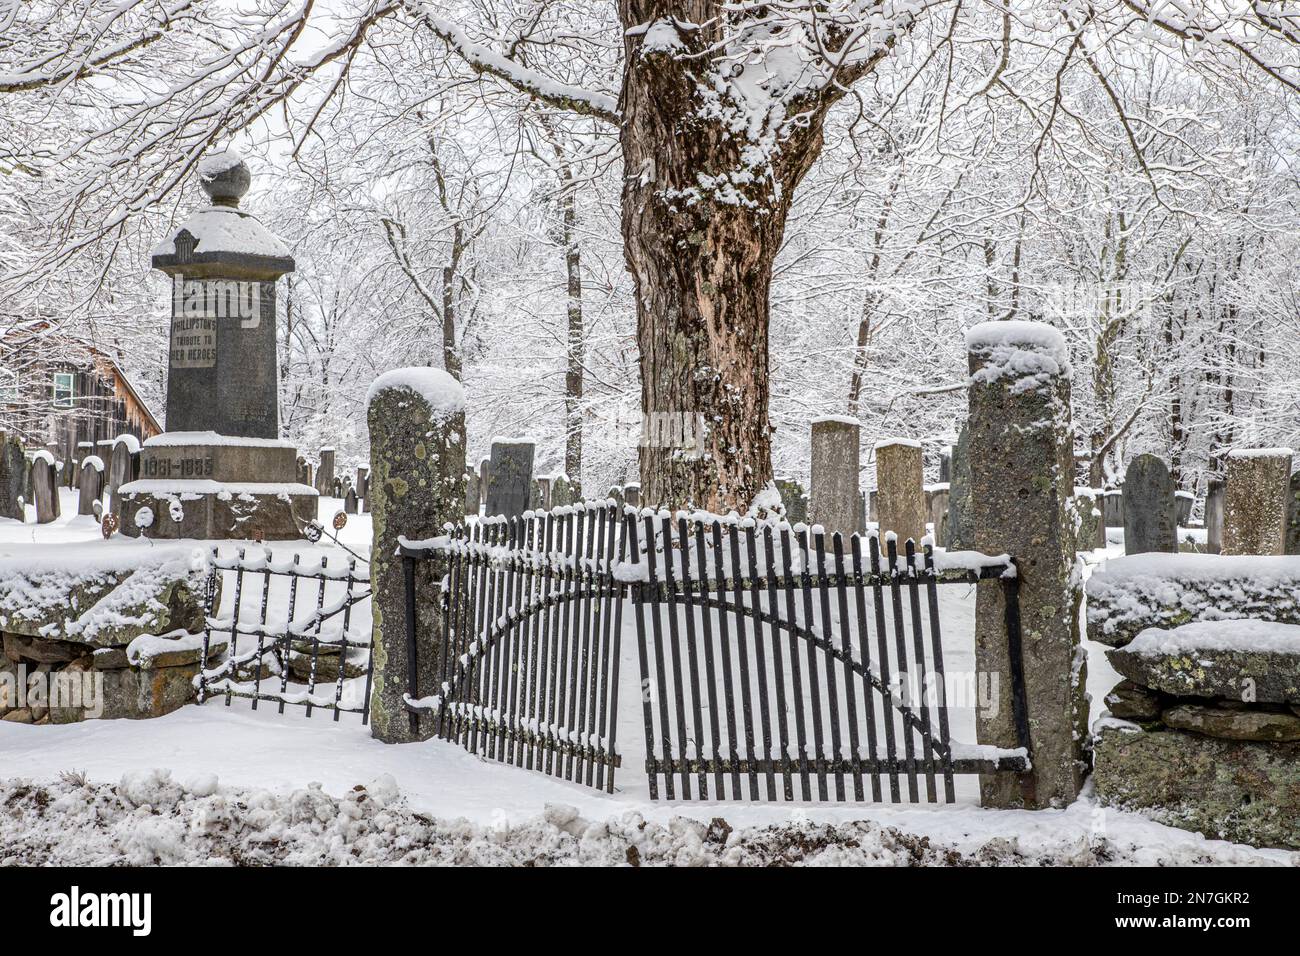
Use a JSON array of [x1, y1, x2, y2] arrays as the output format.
[[118, 432, 318, 541]]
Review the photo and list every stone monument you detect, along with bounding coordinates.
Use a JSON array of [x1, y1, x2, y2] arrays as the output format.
[[118, 150, 315, 540]]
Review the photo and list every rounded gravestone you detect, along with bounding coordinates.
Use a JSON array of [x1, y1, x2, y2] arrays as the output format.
[[1122, 454, 1176, 555], [77, 457, 105, 516], [32, 455, 59, 524], [485, 441, 534, 519]]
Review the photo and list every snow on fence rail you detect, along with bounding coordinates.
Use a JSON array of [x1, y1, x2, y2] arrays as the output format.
[[400, 500, 1031, 803]]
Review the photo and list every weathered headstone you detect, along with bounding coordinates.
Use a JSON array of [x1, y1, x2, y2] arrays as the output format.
[[1122, 453, 1177, 555], [945, 423, 973, 550], [967, 321, 1086, 810], [343, 487, 358, 514], [533, 476, 552, 511], [875, 438, 926, 545], [296, 456, 310, 486], [0, 434, 26, 521], [1073, 487, 1104, 552], [774, 477, 808, 525], [928, 484, 950, 547], [73, 442, 92, 489], [1205, 478, 1225, 554], [1287, 472, 1300, 556], [485, 441, 534, 520], [1175, 490, 1194, 528], [550, 475, 575, 507], [32, 454, 59, 524], [809, 416, 860, 537], [1223, 448, 1292, 556], [332, 476, 342, 498], [356, 465, 370, 501], [939, 449, 952, 484], [106, 436, 139, 521], [1101, 488, 1124, 527], [624, 482, 641, 508], [77, 457, 105, 516], [367, 367, 465, 744]]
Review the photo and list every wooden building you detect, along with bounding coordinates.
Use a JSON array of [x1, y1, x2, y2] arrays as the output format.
[[0, 322, 162, 461]]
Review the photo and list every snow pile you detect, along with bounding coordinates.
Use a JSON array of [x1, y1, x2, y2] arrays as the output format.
[[197, 149, 244, 180], [965, 320, 1070, 394], [151, 206, 290, 259], [1226, 447, 1293, 460], [367, 367, 466, 420], [0, 773, 1288, 867], [1086, 552, 1300, 646], [143, 431, 296, 449], [1126, 619, 1300, 656]]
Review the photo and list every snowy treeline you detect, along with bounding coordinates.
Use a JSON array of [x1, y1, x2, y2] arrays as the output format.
[[1, 0, 1298, 501]]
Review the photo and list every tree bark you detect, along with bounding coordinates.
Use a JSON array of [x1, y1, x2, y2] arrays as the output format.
[[562, 179, 584, 486], [618, 4, 846, 511]]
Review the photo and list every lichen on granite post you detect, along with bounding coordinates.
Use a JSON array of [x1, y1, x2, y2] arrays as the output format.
[[809, 416, 860, 537], [1222, 447, 1292, 556], [367, 367, 465, 744], [967, 321, 1086, 809]]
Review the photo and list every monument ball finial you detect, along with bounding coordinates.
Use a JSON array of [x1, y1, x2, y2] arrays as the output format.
[[198, 150, 250, 207]]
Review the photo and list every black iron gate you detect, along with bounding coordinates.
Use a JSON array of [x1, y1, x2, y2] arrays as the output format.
[[400, 503, 1030, 802]]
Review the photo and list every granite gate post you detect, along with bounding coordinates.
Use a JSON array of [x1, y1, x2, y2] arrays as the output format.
[[367, 368, 465, 744], [967, 321, 1086, 810]]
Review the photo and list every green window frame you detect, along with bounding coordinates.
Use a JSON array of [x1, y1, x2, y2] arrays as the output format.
[[52, 371, 75, 409]]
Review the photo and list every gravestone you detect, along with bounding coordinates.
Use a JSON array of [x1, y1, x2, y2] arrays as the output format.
[[1205, 479, 1225, 554], [130, 150, 313, 540], [65, 457, 77, 489], [929, 484, 950, 547], [1122, 454, 1177, 555], [477, 457, 490, 507], [485, 441, 534, 520], [1073, 487, 1104, 552], [624, 483, 641, 508], [551, 475, 575, 507], [152, 149, 292, 438], [463, 468, 480, 516], [774, 477, 808, 525], [1223, 448, 1292, 556], [296, 456, 310, 486], [332, 476, 342, 498], [32, 455, 59, 524], [356, 465, 369, 501], [343, 487, 358, 515], [1175, 491, 1194, 528], [867, 490, 877, 522], [607, 484, 625, 508], [106, 436, 140, 521], [1101, 488, 1124, 527], [939, 449, 952, 483], [1287, 472, 1300, 556], [875, 438, 926, 545], [77, 457, 105, 516], [968, 321, 1085, 810], [0, 434, 26, 521], [316, 448, 336, 498], [945, 423, 973, 550], [809, 416, 859, 537], [533, 476, 551, 511], [367, 367, 465, 744], [73, 442, 93, 489]]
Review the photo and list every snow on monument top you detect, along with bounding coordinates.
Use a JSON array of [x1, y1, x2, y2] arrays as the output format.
[[367, 367, 466, 419], [966, 320, 1070, 394]]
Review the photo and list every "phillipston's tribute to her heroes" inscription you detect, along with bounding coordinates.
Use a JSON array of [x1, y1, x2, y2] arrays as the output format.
[[168, 276, 262, 369]]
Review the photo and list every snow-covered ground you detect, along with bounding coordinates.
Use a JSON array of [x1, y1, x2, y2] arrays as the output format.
[[0, 503, 1287, 866]]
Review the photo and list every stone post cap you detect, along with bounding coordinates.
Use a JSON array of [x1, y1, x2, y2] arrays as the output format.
[[367, 367, 466, 421], [966, 320, 1070, 388], [198, 150, 251, 207]]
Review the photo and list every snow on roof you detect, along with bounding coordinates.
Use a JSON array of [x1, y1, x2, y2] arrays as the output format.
[[367, 367, 466, 419], [811, 414, 860, 427], [151, 205, 290, 259]]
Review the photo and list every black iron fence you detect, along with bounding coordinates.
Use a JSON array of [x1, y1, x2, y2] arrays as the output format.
[[199, 547, 374, 721], [400, 502, 1031, 803]]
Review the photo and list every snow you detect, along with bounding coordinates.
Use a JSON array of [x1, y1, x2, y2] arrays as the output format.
[[367, 366, 466, 419], [113, 434, 141, 454], [151, 205, 290, 259], [197, 148, 244, 180], [144, 431, 297, 449], [874, 436, 921, 450], [811, 414, 860, 426], [1127, 618, 1300, 656], [965, 320, 1071, 393], [118, 480, 318, 497], [1226, 447, 1293, 459], [0, 710, 1288, 865], [82, 455, 104, 472]]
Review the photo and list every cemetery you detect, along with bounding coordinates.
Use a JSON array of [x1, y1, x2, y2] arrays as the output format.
[[2, 4, 1300, 891]]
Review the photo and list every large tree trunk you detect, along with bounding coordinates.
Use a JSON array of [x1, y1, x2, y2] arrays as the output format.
[[618, 4, 833, 512]]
